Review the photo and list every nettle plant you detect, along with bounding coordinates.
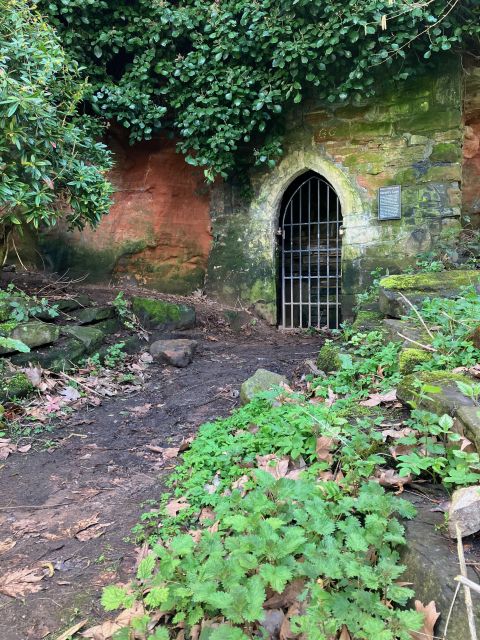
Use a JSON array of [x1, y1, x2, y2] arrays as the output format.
[[39, 0, 480, 179], [0, 0, 113, 261]]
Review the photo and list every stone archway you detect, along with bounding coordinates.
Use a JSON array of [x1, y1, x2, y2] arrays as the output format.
[[247, 149, 365, 323]]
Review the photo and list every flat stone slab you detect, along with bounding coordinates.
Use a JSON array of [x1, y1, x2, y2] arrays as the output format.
[[150, 339, 197, 368], [71, 305, 116, 325], [61, 325, 105, 350], [378, 270, 480, 318], [397, 371, 480, 450], [0, 321, 60, 354], [240, 368, 288, 404], [401, 490, 480, 638]]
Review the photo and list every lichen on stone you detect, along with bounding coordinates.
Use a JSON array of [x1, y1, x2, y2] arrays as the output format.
[[317, 341, 342, 372], [379, 270, 479, 292]]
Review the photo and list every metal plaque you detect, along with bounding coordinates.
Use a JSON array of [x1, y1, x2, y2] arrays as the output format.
[[378, 185, 401, 220]]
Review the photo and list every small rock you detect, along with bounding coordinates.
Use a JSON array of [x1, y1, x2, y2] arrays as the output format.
[[259, 609, 285, 638], [150, 339, 198, 368], [240, 368, 287, 405], [448, 485, 480, 538]]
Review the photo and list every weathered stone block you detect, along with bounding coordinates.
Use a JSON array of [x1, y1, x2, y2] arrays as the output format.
[[132, 297, 196, 331], [240, 368, 287, 404], [0, 372, 34, 402], [0, 321, 60, 354], [150, 339, 198, 368], [11, 337, 87, 372], [61, 325, 106, 350], [448, 485, 480, 538], [378, 270, 480, 318], [71, 305, 116, 325]]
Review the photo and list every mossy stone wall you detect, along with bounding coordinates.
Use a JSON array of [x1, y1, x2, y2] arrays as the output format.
[[206, 56, 464, 323]]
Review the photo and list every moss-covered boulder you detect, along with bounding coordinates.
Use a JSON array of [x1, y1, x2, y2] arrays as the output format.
[[378, 270, 480, 318], [0, 321, 60, 354], [0, 372, 34, 402], [240, 368, 287, 405], [132, 297, 196, 331], [383, 318, 433, 349], [398, 348, 432, 374], [317, 341, 342, 373]]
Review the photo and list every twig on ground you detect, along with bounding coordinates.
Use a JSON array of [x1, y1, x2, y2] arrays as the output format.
[[396, 332, 437, 352], [456, 523, 478, 640], [398, 292, 435, 340], [57, 371, 103, 397], [455, 575, 480, 596], [0, 501, 74, 511], [442, 581, 461, 640]]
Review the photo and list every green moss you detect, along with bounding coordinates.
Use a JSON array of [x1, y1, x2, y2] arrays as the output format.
[[398, 348, 432, 374], [351, 310, 383, 333], [317, 341, 342, 372], [131, 297, 195, 330], [429, 142, 460, 163], [132, 297, 181, 323], [411, 370, 471, 384], [0, 373, 34, 401], [379, 270, 480, 292], [0, 320, 18, 335]]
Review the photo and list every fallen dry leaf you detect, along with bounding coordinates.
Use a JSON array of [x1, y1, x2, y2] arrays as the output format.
[[0, 566, 45, 598], [0, 438, 16, 460], [360, 389, 397, 407], [56, 620, 88, 640], [410, 600, 440, 640], [279, 601, 302, 640], [82, 620, 121, 640], [162, 447, 180, 460], [325, 386, 338, 407], [381, 427, 413, 440], [166, 498, 190, 517], [257, 454, 289, 479], [0, 538, 16, 554], [17, 444, 32, 453], [264, 579, 305, 609], [231, 474, 250, 495], [199, 507, 216, 523], [375, 468, 412, 493], [316, 436, 334, 464], [339, 625, 351, 640], [178, 435, 194, 453], [23, 366, 43, 389], [128, 403, 152, 416]]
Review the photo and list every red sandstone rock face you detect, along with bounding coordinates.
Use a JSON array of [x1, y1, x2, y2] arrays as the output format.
[[67, 132, 212, 293]]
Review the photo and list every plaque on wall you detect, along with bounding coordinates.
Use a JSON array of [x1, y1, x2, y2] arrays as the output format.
[[378, 185, 402, 220]]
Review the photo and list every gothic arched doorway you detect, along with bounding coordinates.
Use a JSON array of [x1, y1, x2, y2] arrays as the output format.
[[279, 171, 343, 329]]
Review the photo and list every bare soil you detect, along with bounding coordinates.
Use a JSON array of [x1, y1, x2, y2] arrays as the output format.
[[0, 282, 320, 640]]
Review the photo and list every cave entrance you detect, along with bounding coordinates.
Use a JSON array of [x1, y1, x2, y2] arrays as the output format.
[[279, 170, 343, 329]]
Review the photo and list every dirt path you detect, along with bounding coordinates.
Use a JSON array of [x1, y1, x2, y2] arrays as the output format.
[[0, 327, 318, 640]]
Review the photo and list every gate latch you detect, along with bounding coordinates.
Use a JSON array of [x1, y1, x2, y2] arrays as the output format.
[[276, 227, 284, 238]]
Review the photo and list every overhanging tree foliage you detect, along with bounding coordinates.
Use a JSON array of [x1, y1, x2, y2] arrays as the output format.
[[0, 0, 113, 260], [39, 0, 480, 180]]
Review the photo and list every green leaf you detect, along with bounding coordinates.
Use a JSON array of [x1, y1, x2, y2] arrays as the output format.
[[101, 585, 129, 611], [210, 626, 249, 640], [137, 554, 156, 580]]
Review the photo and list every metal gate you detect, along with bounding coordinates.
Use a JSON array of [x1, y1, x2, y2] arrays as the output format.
[[280, 173, 342, 329]]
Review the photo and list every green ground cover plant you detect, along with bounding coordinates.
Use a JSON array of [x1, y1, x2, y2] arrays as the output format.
[[100, 287, 480, 639], [39, 0, 480, 179]]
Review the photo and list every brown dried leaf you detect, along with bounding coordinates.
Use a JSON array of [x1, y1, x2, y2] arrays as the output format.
[[0, 538, 16, 554], [178, 435, 194, 453], [381, 427, 413, 441], [376, 468, 412, 493], [339, 625, 351, 640], [279, 601, 302, 640], [264, 579, 305, 609], [256, 454, 289, 480], [231, 474, 250, 494], [166, 498, 190, 517], [316, 436, 334, 463], [0, 566, 45, 598], [0, 438, 16, 460], [325, 387, 338, 407], [410, 600, 440, 640], [360, 389, 397, 407], [56, 620, 88, 640], [128, 403, 152, 415], [17, 444, 32, 453], [81, 621, 121, 639], [162, 447, 180, 460]]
